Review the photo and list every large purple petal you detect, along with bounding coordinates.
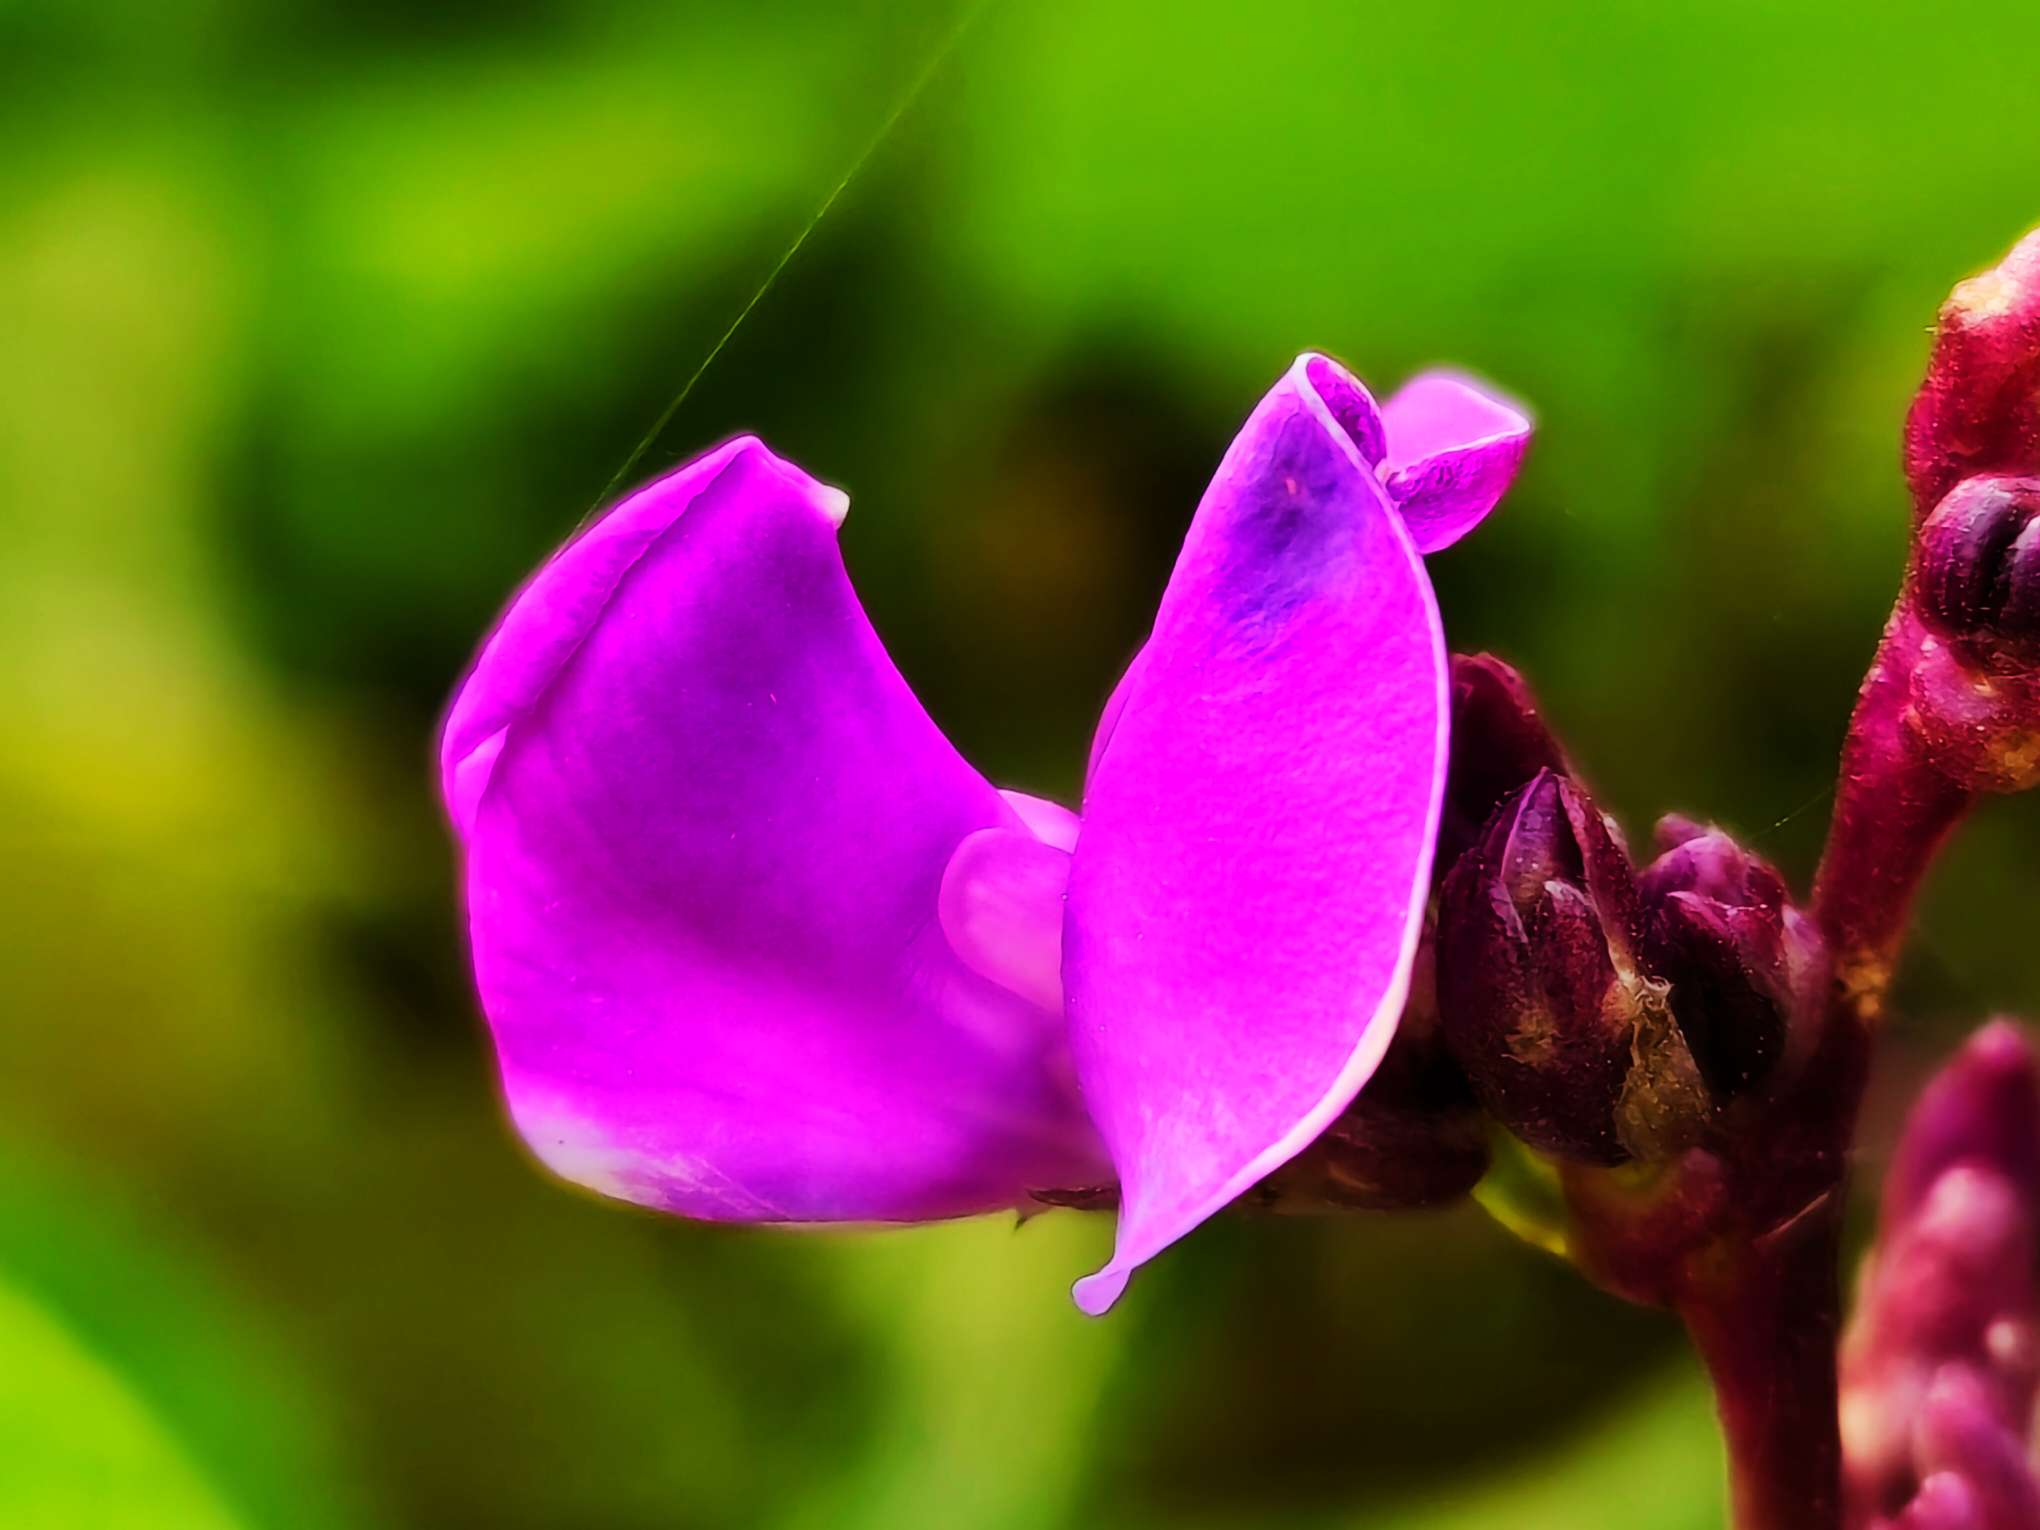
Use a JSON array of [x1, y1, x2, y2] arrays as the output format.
[[1088, 366, 1525, 783], [1087, 368, 1388, 784], [1380, 370, 1532, 552], [446, 438, 1107, 1222], [1064, 353, 1450, 1312]]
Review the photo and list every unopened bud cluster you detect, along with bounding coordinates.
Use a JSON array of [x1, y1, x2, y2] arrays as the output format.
[[1286, 650, 1833, 1211], [1428, 659, 1826, 1170]]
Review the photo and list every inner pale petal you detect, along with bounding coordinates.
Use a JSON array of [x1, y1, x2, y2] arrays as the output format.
[[940, 828, 1072, 1014], [998, 789, 1081, 852]]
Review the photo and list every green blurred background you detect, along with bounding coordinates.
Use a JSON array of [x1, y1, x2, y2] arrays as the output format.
[[5, 1, 2040, 1525]]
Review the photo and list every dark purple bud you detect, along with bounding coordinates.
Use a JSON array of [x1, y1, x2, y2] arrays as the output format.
[[1906, 480, 2040, 793], [1905, 227, 2040, 517], [1914, 476, 2040, 664], [1254, 928, 1490, 1211], [1637, 819, 1828, 1100], [1842, 1022, 2040, 1528], [1437, 769, 1709, 1165], [1436, 653, 1572, 885]]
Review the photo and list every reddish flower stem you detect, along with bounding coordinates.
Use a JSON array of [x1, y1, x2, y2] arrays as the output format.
[[1640, 227, 2040, 1529], [1670, 598, 1975, 1530], [1676, 1195, 1847, 1530], [1813, 604, 1976, 999]]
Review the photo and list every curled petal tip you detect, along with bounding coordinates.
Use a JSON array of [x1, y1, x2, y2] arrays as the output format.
[[1071, 1266, 1130, 1317], [1380, 369, 1534, 553], [1289, 351, 1387, 465], [723, 435, 851, 526]]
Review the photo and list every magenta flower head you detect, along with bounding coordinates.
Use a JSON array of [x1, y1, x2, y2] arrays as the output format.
[[439, 353, 1529, 1313], [1842, 1021, 2040, 1529]]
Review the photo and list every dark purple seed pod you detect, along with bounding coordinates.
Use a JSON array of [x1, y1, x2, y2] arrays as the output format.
[[1913, 475, 2040, 662], [1637, 819, 1827, 1100], [1436, 769, 1708, 1165]]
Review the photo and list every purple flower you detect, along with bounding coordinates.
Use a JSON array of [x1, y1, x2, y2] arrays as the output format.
[[440, 354, 1529, 1312], [1842, 1021, 2040, 1529]]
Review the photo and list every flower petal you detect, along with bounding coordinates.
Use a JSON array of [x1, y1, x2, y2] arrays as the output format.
[[997, 789, 1081, 852], [449, 438, 1107, 1222], [1380, 370, 1532, 552], [441, 437, 774, 839], [1089, 367, 1521, 785], [939, 828, 1072, 1014], [1064, 353, 1450, 1312]]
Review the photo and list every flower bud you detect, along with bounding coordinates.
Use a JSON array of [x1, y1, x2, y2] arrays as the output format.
[[1905, 226, 2040, 517], [1436, 653, 1571, 883], [1842, 1021, 2040, 1528], [1905, 629, 2040, 794], [1914, 476, 2040, 664], [1437, 769, 1709, 1165], [1637, 818, 1827, 1100], [1904, 477, 2040, 792], [1253, 927, 1491, 1211]]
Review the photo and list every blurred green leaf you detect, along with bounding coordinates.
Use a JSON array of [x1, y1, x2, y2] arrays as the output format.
[[0, 1267, 245, 1530], [1357, 1367, 1722, 1530], [776, 1213, 1125, 1530], [0, 1160, 362, 1530], [7, 0, 2040, 1524]]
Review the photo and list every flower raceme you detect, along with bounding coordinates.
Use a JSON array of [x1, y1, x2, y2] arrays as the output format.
[[1841, 1022, 2040, 1530], [440, 352, 1530, 1313]]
